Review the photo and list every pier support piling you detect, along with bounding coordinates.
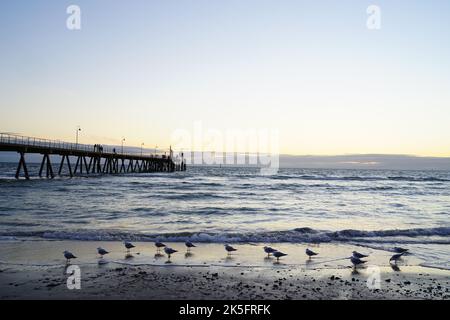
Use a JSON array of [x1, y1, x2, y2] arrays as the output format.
[[15, 152, 30, 180], [58, 155, 73, 177], [39, 154, 54, 179]]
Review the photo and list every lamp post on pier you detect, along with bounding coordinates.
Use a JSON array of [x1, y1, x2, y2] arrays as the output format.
[[75, 126, 81, 147], [141, 143, 145, 156], [121, 138, 126, 154]]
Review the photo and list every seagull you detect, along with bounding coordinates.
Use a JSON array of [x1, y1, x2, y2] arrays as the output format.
[[393, 247, 409, 254], [164, 247, 178, 259], [272, 251, 287, 262], [263, 246, 277, 258], [306, 248, 318, 259], [124, 241, 135, 253], [390, 253, 404, 264], [97, 247, 109, 258], [350, 256, 366, 268], [185, 241, 196, 252], [225, 244, 237, 255], [155, 242, 166, 253], [63, 250, 77, 264], [352, 251, 369, 259]]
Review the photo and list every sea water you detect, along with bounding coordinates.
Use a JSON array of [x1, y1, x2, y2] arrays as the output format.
[[0, 164, 448, 269]]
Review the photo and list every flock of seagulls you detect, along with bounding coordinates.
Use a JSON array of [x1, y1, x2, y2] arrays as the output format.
[[63, 242, 410, 268], [349, 248, 409, 269]]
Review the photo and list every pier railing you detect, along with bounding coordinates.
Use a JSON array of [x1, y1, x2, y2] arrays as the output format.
[[0, 133, 171, 158]]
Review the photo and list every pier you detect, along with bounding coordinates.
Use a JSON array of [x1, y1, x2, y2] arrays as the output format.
[[0, 133, 186, 180]]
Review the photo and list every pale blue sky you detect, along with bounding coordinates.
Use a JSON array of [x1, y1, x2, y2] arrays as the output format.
[[1, 1, 449, 155]]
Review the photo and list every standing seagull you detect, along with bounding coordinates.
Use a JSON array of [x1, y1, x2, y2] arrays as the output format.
[[185, 241, 196, 252], [164, 247, 178, 259], [97, 247, 109, 258], [352, 251, 369, 259], [306, 248, 318, 259], [225, 244, 237, 255], [390, 253, 404, 264], [393, 247, 409, 254], [263, 246, 277, 258], [63, 251, 77, 264], [124, 241, 135, 253], [350, 256, 366, 268], [155, 242, 166, 253], [272, 251, 287, 262]]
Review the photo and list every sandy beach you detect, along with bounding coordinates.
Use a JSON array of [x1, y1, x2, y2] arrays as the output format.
[[0, 240, 448, 300]]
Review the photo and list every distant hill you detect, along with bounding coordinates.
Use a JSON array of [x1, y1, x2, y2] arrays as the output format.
[[278, 154, 450, 171]]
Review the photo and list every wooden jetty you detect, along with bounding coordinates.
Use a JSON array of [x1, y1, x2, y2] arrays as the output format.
[[0, 133, 186, 180]]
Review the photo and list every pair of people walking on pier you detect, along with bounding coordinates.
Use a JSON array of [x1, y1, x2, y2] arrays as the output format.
[[94, 144, 104, 153]]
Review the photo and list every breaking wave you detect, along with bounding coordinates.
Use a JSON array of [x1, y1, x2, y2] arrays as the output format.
[[1, 226, 449, 245]]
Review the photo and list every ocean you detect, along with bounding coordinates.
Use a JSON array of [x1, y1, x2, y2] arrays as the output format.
[[0, 163, 449, 269]]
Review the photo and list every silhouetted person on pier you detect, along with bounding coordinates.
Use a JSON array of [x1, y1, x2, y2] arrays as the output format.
[[113, 148, 116, 154]]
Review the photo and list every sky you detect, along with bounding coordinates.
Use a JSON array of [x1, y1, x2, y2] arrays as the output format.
[[1, 0, 450, 157]]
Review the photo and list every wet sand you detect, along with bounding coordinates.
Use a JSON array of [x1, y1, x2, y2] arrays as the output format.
[[0, 240, 449, 300]]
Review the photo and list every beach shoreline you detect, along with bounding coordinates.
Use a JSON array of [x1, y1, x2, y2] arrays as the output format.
[[0, 240, 448, 300]]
